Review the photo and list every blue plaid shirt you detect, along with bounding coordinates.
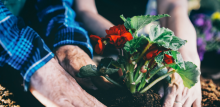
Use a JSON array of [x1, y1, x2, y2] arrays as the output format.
[[0, 0, 93, 91]]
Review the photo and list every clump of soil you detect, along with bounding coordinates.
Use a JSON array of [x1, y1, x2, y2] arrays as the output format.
[[0, 85, 20, 107], [86, 87, 161, 107], [201, 77, 220, 107]]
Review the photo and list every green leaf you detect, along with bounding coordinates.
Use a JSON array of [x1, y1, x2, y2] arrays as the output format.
[[118, 55, 127, 64], [164, 50, 185, 70], [154, 52, 164, 67], [98, 58, 119, 75], [111, 61, 121, 68], [149, 64, 163, 78], [176, 61, 200, 88], [149, 25, 173, 48], [121, 14, 170, 32], [124, 35, 148, 54], [78, 65, 99, 77], [97, 58, 114, 70], [156, 67, 171, 83], [131, 53, 140, 61], [171, 51, 185, 69], [103, 68, 119, 75], [169, 36, 187, 51]]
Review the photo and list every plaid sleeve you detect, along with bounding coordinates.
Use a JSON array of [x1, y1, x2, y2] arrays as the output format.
[[35, 0, 93, 58], [0, 2, 54, 91]]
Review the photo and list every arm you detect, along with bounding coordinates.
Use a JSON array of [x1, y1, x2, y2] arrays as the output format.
[[0, 2, 54, 91], [158, 0, 200, 66], [157, 0, 201, 107], [34, 0, 113, 89], [0, 2, 105, 106], [75, 0, 114, 37]]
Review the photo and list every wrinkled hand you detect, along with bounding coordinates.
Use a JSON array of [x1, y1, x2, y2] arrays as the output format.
[[54, 45, 114, 90], [30, 58, 106, 107], [160, 55, 202, 107]]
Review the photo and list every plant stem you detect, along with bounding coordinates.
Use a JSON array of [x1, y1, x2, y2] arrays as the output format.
[[120, 64, 125, 73], [127, 64, 136, 93], [136, 43, 152, 63], [120, 15, 126, 22], [104, 75, 122, 88], [146, 63, 175, 82], [134, 72, 143, 85], [134, 61, 144, 81], [144, 60, 150, 66], [140, 71, 175, 93], [149, 60, 156, 69], [137, 74, 146, 91]]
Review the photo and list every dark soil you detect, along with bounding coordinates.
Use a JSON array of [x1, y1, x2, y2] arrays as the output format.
[[86, 87, 161, 107], [1, 66, 220, 107], [201, 77, 220, 107], [0, 67, 43, 107]]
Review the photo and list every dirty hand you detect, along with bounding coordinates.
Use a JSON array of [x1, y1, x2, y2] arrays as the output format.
[[54, 45, 114, 90], [30, 58, 106, 107]]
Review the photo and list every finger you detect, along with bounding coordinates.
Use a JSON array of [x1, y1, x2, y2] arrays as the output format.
[[182, 87, 188, 97], [69, 77, 96, 106], [174, 83, 185, 102], [75, 77, 98, 90], [181, 88, 190, 102], [192, 98, 202, 107], [182, 98, 194, 107], [91, 76, 115, 90], [81, 89, 106, 107], [158, 85, 164, 98], [163, 85, 177, 107], [80, 89, 103, 106], [70, 96, 90, 107]]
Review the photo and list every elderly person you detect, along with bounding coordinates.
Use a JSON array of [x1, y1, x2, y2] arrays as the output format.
[[0, 0, 108, 106]]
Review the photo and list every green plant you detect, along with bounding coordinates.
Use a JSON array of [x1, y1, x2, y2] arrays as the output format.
[[77, 14, 200, 94]]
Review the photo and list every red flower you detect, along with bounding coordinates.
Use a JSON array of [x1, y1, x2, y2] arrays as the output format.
[[106, 24, 127, 35], [90, 35, 105, 54], [106, 25, 133, 48], [90, 35, 103, 41], [164, 54, 174, 64], [145, 45, 162, 60]]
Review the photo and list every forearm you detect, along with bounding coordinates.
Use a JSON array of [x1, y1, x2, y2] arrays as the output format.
[[158, 0, 200, 66], [78, 11, 114, 37], [75, 0, 114, 37]]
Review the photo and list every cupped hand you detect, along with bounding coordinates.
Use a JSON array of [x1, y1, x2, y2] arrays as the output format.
[[54, 45, 114, 90], [160, 54, 202, 107], [161, 73, 201, 107]]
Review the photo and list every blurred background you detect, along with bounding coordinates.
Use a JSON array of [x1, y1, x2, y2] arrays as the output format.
[[0, 0, 220, 106]]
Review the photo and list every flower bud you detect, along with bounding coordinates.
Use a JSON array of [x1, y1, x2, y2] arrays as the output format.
[[140, 66, 147, 73]]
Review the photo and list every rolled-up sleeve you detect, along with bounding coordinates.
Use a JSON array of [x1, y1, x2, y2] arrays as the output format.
[[35, 0, 93, 58], [0, 2, 54, 91]]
